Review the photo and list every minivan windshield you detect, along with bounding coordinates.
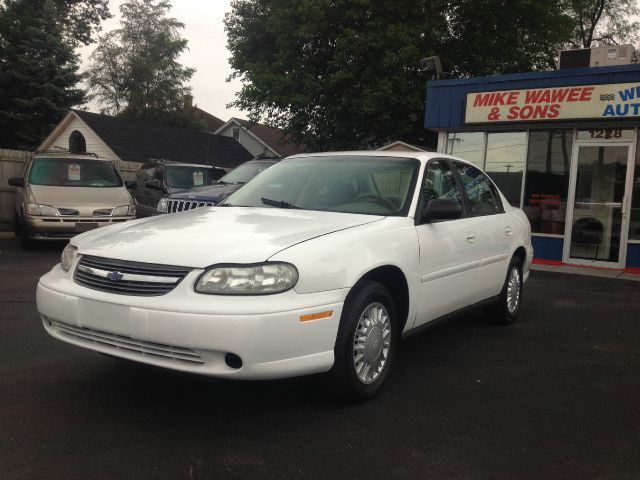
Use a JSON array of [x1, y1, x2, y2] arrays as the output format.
[[223, 156, 420, 216], [219, 162, 274, 185], [166, 166, 217, 189], [28, 158, 122, 187]]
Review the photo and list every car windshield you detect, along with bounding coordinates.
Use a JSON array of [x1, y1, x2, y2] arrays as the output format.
[[219, 162, 273, 185], [223, 155, 420, 216], [166, 166, 217, 189], [28, 158, 122, 187]]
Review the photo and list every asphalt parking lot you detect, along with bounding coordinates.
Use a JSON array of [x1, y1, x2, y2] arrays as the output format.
[[1, 236, 639, 480]]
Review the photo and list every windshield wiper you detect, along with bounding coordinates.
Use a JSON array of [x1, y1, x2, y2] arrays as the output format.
[[260, 197, 301, 209]]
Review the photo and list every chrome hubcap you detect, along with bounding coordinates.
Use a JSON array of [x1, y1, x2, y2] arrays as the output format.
[[353, 302, 391, 384], [506, 267, 521, 314]]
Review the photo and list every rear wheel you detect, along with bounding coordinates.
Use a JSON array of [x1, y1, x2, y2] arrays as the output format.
[[486, 256, 523, 324], [327, 280, 398, 401]]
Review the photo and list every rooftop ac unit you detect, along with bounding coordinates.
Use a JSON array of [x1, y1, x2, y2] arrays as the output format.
[[558, 45, 637, 69]]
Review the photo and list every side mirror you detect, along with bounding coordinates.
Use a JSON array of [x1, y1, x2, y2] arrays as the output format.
[[125, 180, 137, 189], [145, 179, 163, 190], [8, 177, 24, 188], [422, 198, 462, 223]]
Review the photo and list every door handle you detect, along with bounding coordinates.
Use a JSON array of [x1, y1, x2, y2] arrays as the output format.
[[505, 226, 513, 236], [466, 232, 476, 243]]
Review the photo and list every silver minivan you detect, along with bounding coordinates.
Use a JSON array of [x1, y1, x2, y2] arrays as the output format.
[[8, 152, 137, 247]]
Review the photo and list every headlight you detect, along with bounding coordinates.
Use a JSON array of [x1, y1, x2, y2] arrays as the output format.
[[195, 263, 298, 295], [157, 198, 168, 213], [112, 205, 136, 216], [61, 244, 78, 272], [25, 204, 58, 216]]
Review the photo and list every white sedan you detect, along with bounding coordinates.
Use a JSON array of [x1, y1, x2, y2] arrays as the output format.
[[37, 152, 533, 400]]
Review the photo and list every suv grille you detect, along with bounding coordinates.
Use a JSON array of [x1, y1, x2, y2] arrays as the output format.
[[74, 255, 192, 296], [167, 199, 215, 213]]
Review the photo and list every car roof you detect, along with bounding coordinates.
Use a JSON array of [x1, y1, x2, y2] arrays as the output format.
[[142, 160, 218, 169], [33, 152, 112, 162], [285, 151, 477, 167], [243, 158, 280, 164], [165, 163, 218, 169]]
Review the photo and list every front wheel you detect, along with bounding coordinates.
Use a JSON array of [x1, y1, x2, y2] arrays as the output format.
[[327, 280, 398, 401], [486, 256, 523, 324]]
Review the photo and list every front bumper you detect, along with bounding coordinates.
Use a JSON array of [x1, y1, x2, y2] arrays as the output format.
[[37, 264, 347, 380], [24, 215, 134, 239]]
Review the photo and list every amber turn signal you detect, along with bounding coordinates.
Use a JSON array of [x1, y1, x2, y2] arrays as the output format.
[[299, 310, 333, 322]]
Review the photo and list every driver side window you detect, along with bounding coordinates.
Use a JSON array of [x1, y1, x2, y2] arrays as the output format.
[[419, 160, 465, 222]]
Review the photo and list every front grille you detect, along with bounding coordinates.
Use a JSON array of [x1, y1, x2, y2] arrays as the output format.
[[167, 199, 215, 213], [51, 321, 203, 365], [57, 208, 79, 216], [74, 255, 192, 296], [93, 208, 114, 216]]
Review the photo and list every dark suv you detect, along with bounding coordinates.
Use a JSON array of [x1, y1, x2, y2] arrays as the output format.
[[157, 158, 279, 214], [132, 160, 227, 217]]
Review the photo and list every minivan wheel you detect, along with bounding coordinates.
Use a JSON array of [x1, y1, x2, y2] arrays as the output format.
[[486, 256, 523, 325], [327, 280, 398, 401], [14, 212, 22, 236]]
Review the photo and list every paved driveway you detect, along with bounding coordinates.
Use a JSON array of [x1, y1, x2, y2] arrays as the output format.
[[1, 236, 639, 479]]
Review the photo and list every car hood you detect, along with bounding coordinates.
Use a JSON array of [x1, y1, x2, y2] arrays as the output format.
[[72, 207, 384, 268], [29, 185, 131, 209], [169, 183, 240, 203]]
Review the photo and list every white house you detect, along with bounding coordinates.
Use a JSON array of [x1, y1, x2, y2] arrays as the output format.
[[39, 110, 253, 179], [215, 117, 306, 158]]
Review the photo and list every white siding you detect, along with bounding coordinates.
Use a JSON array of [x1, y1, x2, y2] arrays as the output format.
[[47, 116, 119, 162], [217, 123, 277, 158]]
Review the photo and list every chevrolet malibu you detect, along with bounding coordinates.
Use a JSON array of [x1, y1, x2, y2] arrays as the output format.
[[37, 152, 533, 400]]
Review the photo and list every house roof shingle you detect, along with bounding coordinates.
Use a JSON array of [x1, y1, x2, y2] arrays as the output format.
[[74, 110, 253, 169], [193, 107, 225, 132]]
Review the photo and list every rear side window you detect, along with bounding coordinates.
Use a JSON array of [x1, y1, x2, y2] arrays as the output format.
[[454, 162, 503, 216]]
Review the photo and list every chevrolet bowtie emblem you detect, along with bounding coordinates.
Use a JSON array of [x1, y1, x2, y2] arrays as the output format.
[[106, 271, 124, 281]]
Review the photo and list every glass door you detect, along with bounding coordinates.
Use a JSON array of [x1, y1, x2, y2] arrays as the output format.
[[564, 143, 634, 268]]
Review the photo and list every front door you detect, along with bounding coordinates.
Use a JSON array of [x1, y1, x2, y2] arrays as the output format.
[[414, 159, 479, 327], [564, 142, 635, 268]]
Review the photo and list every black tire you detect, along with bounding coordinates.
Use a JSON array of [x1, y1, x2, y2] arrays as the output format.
[[327, 280, 399, 401], [20, 233, 36, 250], [15, 213, 35, 250], [485, 256, 523, 325], [14, 211, 22, 236]]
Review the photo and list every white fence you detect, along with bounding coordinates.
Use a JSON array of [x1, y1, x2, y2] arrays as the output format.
[[0, 151, 140, 231]]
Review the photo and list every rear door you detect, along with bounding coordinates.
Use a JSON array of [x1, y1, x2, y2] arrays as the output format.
[[452, 161, 513, 303], [414, 159, 481, 327]]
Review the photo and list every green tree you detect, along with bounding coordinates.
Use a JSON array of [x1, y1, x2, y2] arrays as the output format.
[[226, 0, 448, 150], [225, 0, 575, 151], [0, 0, 109, 149], [87, 0, 203, 129], [564, 0, 640, 48], [445, 0, 575, 76]]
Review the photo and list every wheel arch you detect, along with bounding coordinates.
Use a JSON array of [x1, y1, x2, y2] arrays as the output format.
[[513, 246, 526, 266], [352, 265, 411, 334]]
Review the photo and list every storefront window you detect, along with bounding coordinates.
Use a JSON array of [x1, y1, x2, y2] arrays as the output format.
[[523, 130, 573, 235], [630, 131, 640, 241], [485, 132, 526, 207], [446, 132, 484, 167]]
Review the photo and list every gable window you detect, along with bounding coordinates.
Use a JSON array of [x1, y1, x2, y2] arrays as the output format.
[[69, 130, 86, 153], [232, 128, 240, 140]]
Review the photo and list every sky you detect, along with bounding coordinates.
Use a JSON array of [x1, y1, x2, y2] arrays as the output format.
[[78, 0, 247, 121]]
